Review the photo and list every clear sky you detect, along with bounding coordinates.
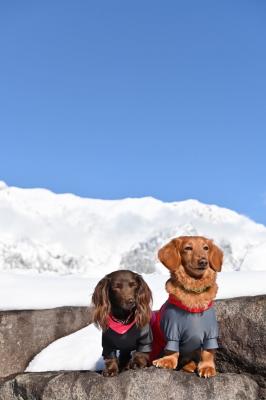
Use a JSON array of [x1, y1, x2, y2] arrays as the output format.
[[0, 1, 266, 224]]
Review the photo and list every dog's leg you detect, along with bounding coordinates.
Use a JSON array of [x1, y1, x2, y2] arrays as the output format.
[[118, 351, 132, 371], [180, 350, 200, 373], [198, 349, 216, 378], [130, 352, 150, 369], [182, 360, 197, 373], [153, 351, 179, 369], [102, 358, 119, 377]]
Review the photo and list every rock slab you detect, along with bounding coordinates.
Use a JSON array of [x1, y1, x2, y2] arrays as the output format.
[[0, 369, 261, 400], [0, 307, 91, 377]]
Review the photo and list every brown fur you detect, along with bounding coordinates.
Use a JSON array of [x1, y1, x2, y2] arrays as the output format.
[[91, 270, 152, 376], [92, 270, 152, 330], [153, 236, 223, 378], [159, 236, 222, 309]]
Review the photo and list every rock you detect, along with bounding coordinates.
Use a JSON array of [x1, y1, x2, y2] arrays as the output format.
[[0, 296, 265, 396], [0, 306, 92, 377], [0, 369, 260, 400], [215, 295, 266, 388]]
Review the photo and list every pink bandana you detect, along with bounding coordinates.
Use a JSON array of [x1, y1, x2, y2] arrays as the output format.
[[108, 315, 136, 334]]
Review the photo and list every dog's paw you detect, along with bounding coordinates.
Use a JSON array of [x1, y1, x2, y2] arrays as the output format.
[[130, 359, 148, 370], [153, 355, 178, 370], [130, 353, 150, 370], [102, 367, 119, 377], [102, 359, 119, 377], [198, 365, 216, 378], [182, 360, 197, 373]]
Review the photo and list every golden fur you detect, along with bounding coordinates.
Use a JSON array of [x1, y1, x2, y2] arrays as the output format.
[[159, 236, 223, 308], [165, 266, 218, 310], [153, 236, 223, 378]]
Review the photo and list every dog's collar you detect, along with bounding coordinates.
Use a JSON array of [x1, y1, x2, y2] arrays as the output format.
[[168, 294, 213, 313], [108, 315, 136, 334], [175, 281, 212, 294]]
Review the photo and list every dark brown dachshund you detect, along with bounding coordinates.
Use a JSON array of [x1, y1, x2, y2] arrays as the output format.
[[152, 236, 223, 378], [92, 270, 152, 377]]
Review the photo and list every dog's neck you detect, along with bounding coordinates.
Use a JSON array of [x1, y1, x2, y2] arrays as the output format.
[[166, 265, 218, 310], [110, 306, 135, 325]]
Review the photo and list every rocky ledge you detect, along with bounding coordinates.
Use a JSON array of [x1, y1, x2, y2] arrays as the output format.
[[0, 368, 263, 400], [0, 295, 265, 399]]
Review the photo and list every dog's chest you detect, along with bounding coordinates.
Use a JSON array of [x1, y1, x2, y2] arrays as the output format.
[[103, 325, 141, 351], [160, 304, 218, 353]]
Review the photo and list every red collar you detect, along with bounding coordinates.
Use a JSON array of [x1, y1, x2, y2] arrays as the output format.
[[168, 294, 213, 313], [108, 315, 136, 334]]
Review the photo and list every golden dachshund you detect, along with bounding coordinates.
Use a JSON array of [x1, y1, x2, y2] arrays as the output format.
[[152, 236, 223, 378]]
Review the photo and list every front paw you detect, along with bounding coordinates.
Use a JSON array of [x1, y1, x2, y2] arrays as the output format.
[[102, 367, 119, 377], [153, 355, 178, 370], [102, 359, 119, 377], [130, 352, 150, 370], [198, 365, 216, 378]]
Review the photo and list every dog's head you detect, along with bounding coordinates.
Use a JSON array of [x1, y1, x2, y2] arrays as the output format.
[[158, 236, 223, 279], [92, 270, 152, 330]]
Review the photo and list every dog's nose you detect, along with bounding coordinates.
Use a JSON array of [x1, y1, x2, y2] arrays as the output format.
[[198, 259, 208, 268]]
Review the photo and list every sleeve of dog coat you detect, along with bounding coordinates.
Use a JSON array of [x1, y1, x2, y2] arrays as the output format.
[[160, 307, 181, 352], [202, 308, 219, 350], [137, 324, 153, 353]]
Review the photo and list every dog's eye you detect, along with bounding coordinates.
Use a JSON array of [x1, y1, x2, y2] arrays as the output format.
[[203, 245, 209, 251], [129, 281, 137, 288], [184, 246, 192, 251], [112, 283, 123, 289]]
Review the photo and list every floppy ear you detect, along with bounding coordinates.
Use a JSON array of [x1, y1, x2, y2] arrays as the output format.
[[158, 238, 181, 271], [134, 273, 152, 328], [208, 240, 223, 272], [91, 275, 111, 330]]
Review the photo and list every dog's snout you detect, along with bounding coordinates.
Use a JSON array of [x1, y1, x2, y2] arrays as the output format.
[[127, 298, 135, 305], [198, 258, 208, 268]]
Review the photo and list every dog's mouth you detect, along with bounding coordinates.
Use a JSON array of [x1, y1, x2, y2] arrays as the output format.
[[121, 301, 136, 311], [185, 262, 209, 278], [196, 266, 208, 271]]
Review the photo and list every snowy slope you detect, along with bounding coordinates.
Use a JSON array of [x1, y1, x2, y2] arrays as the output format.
[[0, 181, 266, 276], [1, 270, 266, 311]]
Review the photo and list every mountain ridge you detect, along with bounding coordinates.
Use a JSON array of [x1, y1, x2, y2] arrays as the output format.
[[0, 182, 265, 276]]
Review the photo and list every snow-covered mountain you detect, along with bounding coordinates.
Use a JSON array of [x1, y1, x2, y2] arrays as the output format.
[[0, 181, 266, 276]]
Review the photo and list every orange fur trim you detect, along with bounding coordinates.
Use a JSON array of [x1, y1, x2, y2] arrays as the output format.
[[165, 265, 218, 309]]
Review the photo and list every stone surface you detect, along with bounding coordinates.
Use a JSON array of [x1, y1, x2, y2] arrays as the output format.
[[0, 306, 92, 378], [0, 369, 261, 400], [215, 295, 266, 388], [0, 295, 265, 397]]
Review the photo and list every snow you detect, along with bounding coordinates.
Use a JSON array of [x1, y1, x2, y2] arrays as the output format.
[[27, 324, 105, 372], [21, 270, 266, 373], [0, 181, 7, 190], [1, 184, 266, 275], [26, 324, 105, 372], [1, 270, 266, 312]]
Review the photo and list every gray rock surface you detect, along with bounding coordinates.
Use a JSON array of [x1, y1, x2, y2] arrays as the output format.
[[215, 295, 266, 389], [0, 306, 92, 377], [0, 296, 265, 398], [0, 369, 261, 400]]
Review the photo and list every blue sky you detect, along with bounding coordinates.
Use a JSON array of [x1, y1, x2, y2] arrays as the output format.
[[0, 1, 266, 224]]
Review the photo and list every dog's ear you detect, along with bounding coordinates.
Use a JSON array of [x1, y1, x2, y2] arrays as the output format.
[[91, 275, 111, 330], [158, 238, 182, 271], [134, 273, 152, 328], [208, 240, 223, 272]]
